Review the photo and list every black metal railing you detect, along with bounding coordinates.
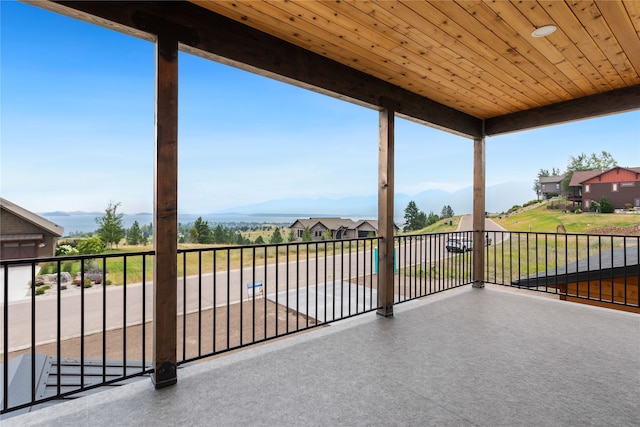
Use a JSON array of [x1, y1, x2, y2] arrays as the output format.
[[394, 231, 474, 302], [9, 229, 633, 415], [175, 238, 380, 364], [484, 231, 639, 310], [1, 251, 154, 415]]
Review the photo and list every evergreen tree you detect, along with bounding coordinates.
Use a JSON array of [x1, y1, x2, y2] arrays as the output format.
[[126, 220, 143, 245], [140, 223, 152, 245], [271, 227, 283, 244], [213, 224, 226, 243], [193, 217, 213, 243], [254, 236, 265, 245], [403, 201, 422, 232], [301, 227, 313, 242], [96, 202, 125, 249], [287, 229, 296, 242], [426, 211, 439, 226]]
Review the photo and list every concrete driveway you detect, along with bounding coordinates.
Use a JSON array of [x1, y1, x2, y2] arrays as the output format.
[[0, 265, 38, 303]]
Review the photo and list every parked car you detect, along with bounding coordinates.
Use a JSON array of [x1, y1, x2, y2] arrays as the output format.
[[445, 237, 473, 253], [446, 235, 492, 253]]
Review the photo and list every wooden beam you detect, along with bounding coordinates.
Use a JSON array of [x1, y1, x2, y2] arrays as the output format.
[[485, 85, 640, 136], [152, 34, 178, 388], [377, 108, 395, 317], [472, 137, 485, 288], [44, 0, 482, 139]]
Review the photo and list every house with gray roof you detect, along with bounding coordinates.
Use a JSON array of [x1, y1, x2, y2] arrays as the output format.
[[0, 198, 64, 260], [538, 175, 565, 199], [289, 218, 397, 241]]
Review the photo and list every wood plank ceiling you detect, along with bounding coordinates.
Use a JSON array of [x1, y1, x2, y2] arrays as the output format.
[[36, 1, 640, 138], [192, 0, 640, 131]]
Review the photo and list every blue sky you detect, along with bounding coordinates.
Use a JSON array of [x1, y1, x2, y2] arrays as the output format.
[[2, 1, 639, 215]]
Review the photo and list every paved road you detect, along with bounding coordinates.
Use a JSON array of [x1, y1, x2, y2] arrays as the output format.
[[2, 248, 383, 351], [2, 222, 494, 352], [456, 215, 507, 233]]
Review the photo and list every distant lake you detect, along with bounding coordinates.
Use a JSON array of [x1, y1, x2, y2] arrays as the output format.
[[41, 213, 305, 235]]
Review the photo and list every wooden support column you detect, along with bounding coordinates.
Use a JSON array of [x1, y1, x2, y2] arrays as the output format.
[[377, 108, 395, 317], [472, 136, 486, 288], [152, 35, 178, 388]]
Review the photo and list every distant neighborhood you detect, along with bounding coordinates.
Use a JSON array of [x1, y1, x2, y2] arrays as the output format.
[[537, 166, 640, 212]]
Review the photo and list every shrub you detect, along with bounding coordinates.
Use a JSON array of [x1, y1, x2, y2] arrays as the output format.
[[599, 197, 613, 213], [83, 279, 93, 288], [35, 285, 50, 296], [625, 203, 633, 210], [56, 244, 79, 256], [575, 208, 582, 214], [39, 264, 53, 274], [62, 261, 74, 273], [76, 237, 106, 255]]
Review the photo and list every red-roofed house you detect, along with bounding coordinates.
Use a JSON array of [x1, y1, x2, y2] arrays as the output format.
[[570, 167, 640, 211]]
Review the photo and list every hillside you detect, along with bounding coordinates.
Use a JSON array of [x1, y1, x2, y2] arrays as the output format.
[[494, 201, 640, 235]]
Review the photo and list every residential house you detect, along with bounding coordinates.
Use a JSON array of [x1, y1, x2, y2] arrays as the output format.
[[538, 175, 565, 199], [567, 167, 640, 210], [579, 167, 640, 211], [0, 198, 64, 260], [567, 170, 603, 207], [289, 218, 397, 241]]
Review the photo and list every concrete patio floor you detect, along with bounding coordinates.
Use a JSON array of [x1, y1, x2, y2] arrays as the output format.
[[5, 285, 639, 427]]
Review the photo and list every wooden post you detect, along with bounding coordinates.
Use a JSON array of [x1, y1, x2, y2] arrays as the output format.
[[152, 35, 178, 388], [472, 136, 485, 288], [377, 108, 395, 317]]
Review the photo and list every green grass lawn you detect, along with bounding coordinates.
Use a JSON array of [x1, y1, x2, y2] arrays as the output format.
[[493, 201, 639, 234]]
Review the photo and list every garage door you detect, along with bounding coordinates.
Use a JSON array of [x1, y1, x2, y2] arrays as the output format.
[[1, 241, 37, 260]]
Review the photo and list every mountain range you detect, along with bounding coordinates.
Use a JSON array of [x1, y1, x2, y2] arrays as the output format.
[[218, 181, 534, 218], [39, 181, 534, 224]]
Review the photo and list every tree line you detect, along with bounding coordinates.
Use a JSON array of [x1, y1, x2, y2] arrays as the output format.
[[403, 201, 454, 232], [58, 202, 296, 255]]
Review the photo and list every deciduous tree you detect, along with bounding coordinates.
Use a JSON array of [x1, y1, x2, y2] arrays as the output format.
[[440, 205, 454, 219], [562, 151, 617, 191]]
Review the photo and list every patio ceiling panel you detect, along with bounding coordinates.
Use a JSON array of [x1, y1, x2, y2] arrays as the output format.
[[194, 0, 640, 128]]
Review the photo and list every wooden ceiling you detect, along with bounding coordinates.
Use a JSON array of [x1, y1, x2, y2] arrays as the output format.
[[36, 1, 640, 138], [193, 0, 640, 120]]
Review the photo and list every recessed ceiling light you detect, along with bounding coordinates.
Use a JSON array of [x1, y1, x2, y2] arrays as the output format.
[[531, 25, 557, 38]]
